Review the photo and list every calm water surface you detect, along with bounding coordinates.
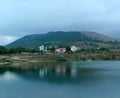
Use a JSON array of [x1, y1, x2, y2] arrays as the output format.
[[0, 61, 120, 98]]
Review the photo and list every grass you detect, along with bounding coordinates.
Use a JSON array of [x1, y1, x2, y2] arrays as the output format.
[[0, 50, 120, 67]]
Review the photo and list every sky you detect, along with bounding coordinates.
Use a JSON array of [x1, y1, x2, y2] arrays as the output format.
[[0, 0, 120, 45]]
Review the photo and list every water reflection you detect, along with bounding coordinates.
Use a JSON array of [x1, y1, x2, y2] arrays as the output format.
[[0, 61, 120, 98], [1, 71, 18, 81], [38, 64, 78, 82], [0, 62, 104, 83], [18, 64, 80, 83]]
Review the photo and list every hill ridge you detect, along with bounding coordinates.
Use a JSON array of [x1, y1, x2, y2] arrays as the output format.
[[6, 31, 119, 49]]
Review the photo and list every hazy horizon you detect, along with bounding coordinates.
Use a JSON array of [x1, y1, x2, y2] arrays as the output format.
[[0, 0, 120, 45]]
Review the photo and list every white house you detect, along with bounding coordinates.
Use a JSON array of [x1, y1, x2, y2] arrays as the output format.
[[70, 46, 78, 52], [39, 45, 47, 52]]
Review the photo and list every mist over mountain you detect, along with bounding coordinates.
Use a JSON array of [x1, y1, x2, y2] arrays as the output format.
[[6, 31, 120, 49]]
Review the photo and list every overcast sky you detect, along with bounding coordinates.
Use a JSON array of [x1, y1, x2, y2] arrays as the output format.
[[0, 0, 120, 45]]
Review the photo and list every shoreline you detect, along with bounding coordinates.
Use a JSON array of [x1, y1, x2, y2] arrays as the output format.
[[0, 50, 120, 69]]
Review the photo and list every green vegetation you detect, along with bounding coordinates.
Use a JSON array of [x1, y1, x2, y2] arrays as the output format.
[[0, 48, 120, 69], [0, 46, 39, 54], [0, 46, 120, 62], [0, 31, 120, 69], [6, 31, 120, 49]]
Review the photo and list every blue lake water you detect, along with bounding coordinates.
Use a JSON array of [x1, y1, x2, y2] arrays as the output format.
[[0, 61, 120, 98]]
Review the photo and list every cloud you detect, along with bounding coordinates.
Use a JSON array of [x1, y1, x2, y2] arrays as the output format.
[[0, 0, 120, 37], [0, 35, 18, 45]]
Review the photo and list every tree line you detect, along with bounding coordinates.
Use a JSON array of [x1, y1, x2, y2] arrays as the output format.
[[0, 45, 110, 54], [0, 46, 39, 54]]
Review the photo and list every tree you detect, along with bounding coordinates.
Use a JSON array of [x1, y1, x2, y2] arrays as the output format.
[[0, 46, 7, 54]]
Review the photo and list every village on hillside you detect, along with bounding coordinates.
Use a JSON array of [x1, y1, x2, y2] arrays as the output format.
[[39, 45, 80, 53]]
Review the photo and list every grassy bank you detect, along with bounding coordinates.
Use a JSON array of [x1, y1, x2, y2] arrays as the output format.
[[0, 50, 120, 67]]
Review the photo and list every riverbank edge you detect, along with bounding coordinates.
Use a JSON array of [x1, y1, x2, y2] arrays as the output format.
[[0, 51, 120, 69]]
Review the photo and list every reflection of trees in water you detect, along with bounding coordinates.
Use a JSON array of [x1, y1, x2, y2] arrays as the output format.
[[36, 64, 78, 83], [0, 68, 6, 75], [0, 63, 104, 83], [0, 64, 76, 80]]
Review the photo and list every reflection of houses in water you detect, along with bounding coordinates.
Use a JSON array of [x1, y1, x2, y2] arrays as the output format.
[[39, 67, 47, 78], [71, 67, 77, 78], [56, 66, 61, 75], [39, 65, 77, 78]]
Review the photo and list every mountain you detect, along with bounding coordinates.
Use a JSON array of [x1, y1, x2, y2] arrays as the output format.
[[80, 32, 115, 41], [6, 31, 120, 49]]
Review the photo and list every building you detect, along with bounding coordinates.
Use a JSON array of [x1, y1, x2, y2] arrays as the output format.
[[70, 46, 78, 52], [39, 45, 47, 52], [55, 48, 66, 53]]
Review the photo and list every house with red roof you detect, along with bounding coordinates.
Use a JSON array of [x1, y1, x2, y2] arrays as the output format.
[[55, 48, 66, 53]]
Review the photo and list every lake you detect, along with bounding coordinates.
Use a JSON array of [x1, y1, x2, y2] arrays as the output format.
[[0, 61, 120, 98]]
